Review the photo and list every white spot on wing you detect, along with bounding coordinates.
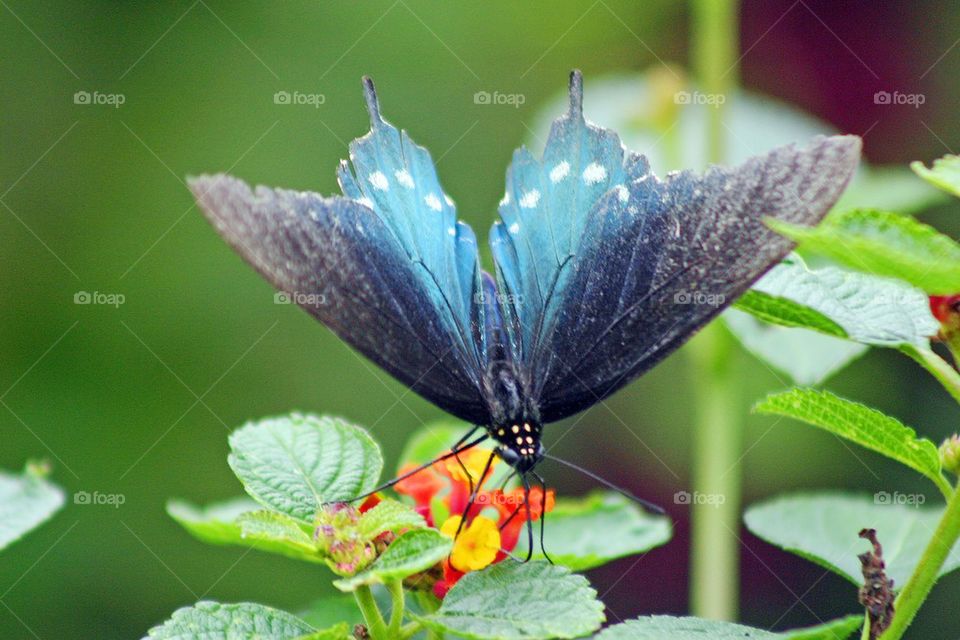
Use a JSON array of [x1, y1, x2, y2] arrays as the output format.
[[444, 193, 454, 207], [368, 171, 389, 191], [519, 189, 540, 208], [424, 193, 442, 211], [447, 227, 456, 236], [394, 169, 415, 189], [357, 197, 374, 209], [550, 160, 570, 183], [614, 184, 629, 202], [508, 222, 520, 234], [582, 162, 607, 185]]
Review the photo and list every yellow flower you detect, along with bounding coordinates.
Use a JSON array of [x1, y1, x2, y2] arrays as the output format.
[[442, 447, 498, 484], [440, 515, 501, 572]]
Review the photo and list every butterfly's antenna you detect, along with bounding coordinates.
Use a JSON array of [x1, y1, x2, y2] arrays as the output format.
[[543, 453, 665, 515], [568, 69, 583, 119], [361, 76, 383, 127], [332, 429, 488, 504], [532, 472, 553, 565]]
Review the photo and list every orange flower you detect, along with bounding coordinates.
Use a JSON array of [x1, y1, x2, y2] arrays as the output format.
[[394, 462, 445, 507], [440, 515, 501, 572]]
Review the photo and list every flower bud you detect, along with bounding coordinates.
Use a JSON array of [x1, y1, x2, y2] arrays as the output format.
[[313, 503, 375, 576], [941, 434, 960, 475]]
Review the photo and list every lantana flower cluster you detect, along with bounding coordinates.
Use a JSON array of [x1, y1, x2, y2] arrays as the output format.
[[395, 447, 555, 599]]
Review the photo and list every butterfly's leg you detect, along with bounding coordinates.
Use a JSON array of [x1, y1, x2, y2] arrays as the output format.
[[454, 447, 497, 539], [522, 475, 534, 562], [451, 425, 486, 498], [532, 471, 553, 564], [339, 429, 487, 503], [498, 469, 518, 491]]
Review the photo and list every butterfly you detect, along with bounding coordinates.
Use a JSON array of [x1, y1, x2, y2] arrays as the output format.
[[189, 70, 860, 552]]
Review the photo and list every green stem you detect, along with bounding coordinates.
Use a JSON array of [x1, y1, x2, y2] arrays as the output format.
[[880, 478, 960, 639], [860, 610, 871, 640], [386, 580, 405, 637], [399, 621, 423, 640], [690, 323, 743, 619], [354, 585, 389, 640], [900, 344, 960, 406], [689, 0, 741, 621]]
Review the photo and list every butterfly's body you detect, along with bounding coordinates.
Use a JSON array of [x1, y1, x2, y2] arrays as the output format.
[[190, 71, 861, 547]]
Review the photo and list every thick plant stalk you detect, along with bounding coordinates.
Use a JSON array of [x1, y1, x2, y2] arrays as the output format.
[[880, 479, 960, 639], [688, 0, 742, 621], [354, 584, 389, 640]]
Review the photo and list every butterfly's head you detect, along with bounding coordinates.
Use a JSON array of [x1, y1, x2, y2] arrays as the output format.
[[490, 421, 544, 473]]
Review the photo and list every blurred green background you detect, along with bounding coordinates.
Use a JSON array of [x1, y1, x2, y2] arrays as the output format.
[[1, 1, 959, 638]]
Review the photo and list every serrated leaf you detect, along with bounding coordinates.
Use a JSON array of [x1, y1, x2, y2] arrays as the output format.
[[513, 492, 672, 570], [143, 601, 316, 639], [334, 528, 450, 591], [754, 389, 947, 493], [419, 562, 605, 639], [592, 615, 862, 639], [734, 290, 847, 337], [228, 414, 382, 522], [724, 309, 867, 384], [295, 624, 351, 640], [744, 493, 960, 587], [770, 209, 960, 294], [357, 498, 426, 539], [167, 498, 326, 564], [236, 510, 322, 561], [739, 256, 938, 347], [0, 465, 64, 551], [912, 155, 960, 198]]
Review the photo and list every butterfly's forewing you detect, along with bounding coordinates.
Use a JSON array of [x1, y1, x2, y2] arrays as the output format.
[[189, 80, 492, 424], [520, 134, 861, 422]]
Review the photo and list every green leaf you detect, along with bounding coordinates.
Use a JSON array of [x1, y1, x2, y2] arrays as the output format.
[[357, 498, 426, 538], [0, 464, 64, 551], [744, 493, 960, 587], [513, 492, 672, 570], [295, 624, 351, 640], [228, 414, 382, 522], [167, 498, 326, 564], [769, 209, 960, 294], [334, 528, 450, 591], [143, 601, 316, 639], [592, 615, 862, 639], [734, 290, 846, 337], [235, 510, 323, 562], [397, 420, 473, 472], [724, 309, 867, 384], [912, 155, 960, 198], [753, 389, 947, 494], [735, 256, 938, 347], [419, 561, 605, 639]]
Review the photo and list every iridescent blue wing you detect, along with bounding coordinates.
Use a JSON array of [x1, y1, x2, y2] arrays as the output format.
[[190, 79, 492, 424], [491, 71, 861, 422]]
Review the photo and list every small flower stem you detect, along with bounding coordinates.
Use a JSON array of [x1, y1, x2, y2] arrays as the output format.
[[880, 478, 960, 639], [354, 585, 389, 640], [900, 344, 960, 406], [386, 579, 405, 637], [860, 611, 871, 640]]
